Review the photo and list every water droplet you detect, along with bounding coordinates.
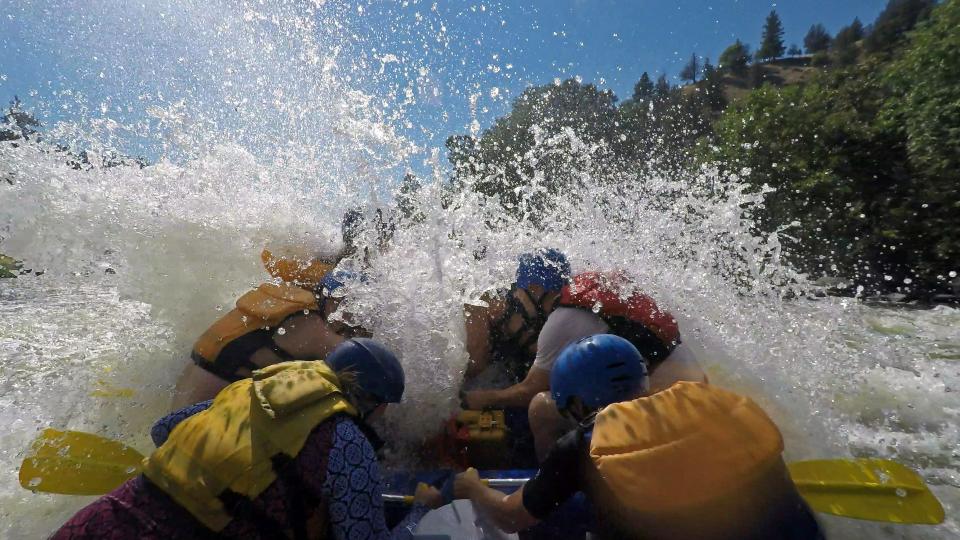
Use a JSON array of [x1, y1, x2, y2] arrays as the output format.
[[28, 477, 42, 487], [276, 327, 286, 336], [895, 488, 907, 498]]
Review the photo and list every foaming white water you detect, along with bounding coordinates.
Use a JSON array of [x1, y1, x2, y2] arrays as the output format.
[[1, 2, 958, 539], [3, 134, 960, 538]]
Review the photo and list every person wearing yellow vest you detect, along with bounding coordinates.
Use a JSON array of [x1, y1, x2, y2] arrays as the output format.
[[172, 270, 369, 408], [453, 335, 823, 540], [53, 339, 443, 540]]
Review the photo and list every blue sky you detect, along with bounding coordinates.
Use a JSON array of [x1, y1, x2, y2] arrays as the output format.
[[1, 0, 887, 167]]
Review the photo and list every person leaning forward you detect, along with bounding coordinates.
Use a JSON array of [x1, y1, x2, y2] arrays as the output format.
[[454, 334, 824, 540], [461, 248, 571, 390], [173, 269, 368, 408], [53, 339, 443, 539]]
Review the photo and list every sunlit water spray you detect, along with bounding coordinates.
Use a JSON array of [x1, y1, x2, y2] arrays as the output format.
[[1, 1, 958, 539]]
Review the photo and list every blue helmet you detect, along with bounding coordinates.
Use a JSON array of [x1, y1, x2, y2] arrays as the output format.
[[326, 338, 405, 403], [516, 248, 571, 292], [319, 270, 364, 296], [551, 334, 649, 412]]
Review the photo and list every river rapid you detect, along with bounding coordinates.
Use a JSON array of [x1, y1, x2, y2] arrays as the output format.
[[2, 1, 959, 539]]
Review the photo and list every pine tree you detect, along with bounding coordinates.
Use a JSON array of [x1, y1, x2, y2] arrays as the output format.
[[787, 44, 803, 56], [632, 72, 654, 101], [701, 58, 727, 111], [701, 57, 715, 77], [679, 53, 700, 83], [804, 24, 832, 54], [757, 10, 786, 61], [864, 0, 935, 54], [654, 74, 672, 99], [847, 17, 865, 41], [832, 21, 864, 66]]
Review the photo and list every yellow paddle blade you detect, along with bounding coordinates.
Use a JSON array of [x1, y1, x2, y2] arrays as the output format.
[[19, 429, 145, 496], [789, 458, 945, 524]]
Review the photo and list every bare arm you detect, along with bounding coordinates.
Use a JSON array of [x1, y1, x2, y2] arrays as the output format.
[[272, 311, 346, 359], [172, 362, 229, 409], [463, 366, 550, 409], [455, 469, 539, 534]]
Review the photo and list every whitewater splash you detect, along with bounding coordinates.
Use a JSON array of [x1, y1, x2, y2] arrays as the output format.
[[1, 1, 958, 539]]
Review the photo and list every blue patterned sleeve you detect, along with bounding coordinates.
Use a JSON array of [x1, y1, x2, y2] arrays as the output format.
[[323, 417, 430, 540], [150, 400, 213, 447]]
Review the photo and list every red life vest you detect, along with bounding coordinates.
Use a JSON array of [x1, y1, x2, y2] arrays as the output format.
[[559, 271, 680, 364]]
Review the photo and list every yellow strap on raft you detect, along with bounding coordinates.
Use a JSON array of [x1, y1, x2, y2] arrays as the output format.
[[192, 283, 319, 365], [261, 248, 336, 288], [590, 382, 784, 513], [143, 360, 356, 532]]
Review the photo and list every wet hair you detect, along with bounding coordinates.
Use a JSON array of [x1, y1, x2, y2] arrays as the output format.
[[332, 368, 380, 414]]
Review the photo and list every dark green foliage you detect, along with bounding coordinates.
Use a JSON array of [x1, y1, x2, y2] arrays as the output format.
[[705, 0, 960, 294], [846, 17, 865, 41], [441, 1, 958, 295], [700, 59, 727, 112], [719, 39, 751, 76], [883, 0, 960, 182], [811, 51, 831, 67], [748, 62, 766, 88], [787, 44, 803, 56], [395, 173, 425, 224], [1, 97, 40, 142], [757, 10, 786, 61], [832, 21, 863, 66], [632, 72, 654, 101], [879, 0, 960, 278], [446, 79, 620, 220], [804, 24, 832, 54], [654, 74, 672, 99], [680, 53, 700, 83], [707, 67, 915, 291], [864, 0, 935, 54]]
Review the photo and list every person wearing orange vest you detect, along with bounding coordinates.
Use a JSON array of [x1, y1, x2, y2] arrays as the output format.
[[172, 269, 368, 408], [453, 335, 823, 540]]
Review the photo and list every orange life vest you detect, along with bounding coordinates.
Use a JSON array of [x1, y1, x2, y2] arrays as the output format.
[[559, 271, 680, 361], [588, 382, 797, 539], [192, 283, 319, 369], [260, 249, 336, 289]]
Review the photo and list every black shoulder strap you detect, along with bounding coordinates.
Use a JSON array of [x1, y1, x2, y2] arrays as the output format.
[[494, 286, 549, 349]]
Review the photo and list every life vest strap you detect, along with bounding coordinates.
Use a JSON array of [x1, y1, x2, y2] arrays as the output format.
[[491, 287, 549, 372]]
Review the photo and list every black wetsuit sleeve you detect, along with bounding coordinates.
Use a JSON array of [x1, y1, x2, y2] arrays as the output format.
[[521, 429, 584, 520]]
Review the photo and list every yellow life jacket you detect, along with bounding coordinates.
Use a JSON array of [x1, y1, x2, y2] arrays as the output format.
[[143, 360, 357, 532], [192, 283, 319, 367], [261, 248, 336, 288], [589, 382, 784, 514]]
